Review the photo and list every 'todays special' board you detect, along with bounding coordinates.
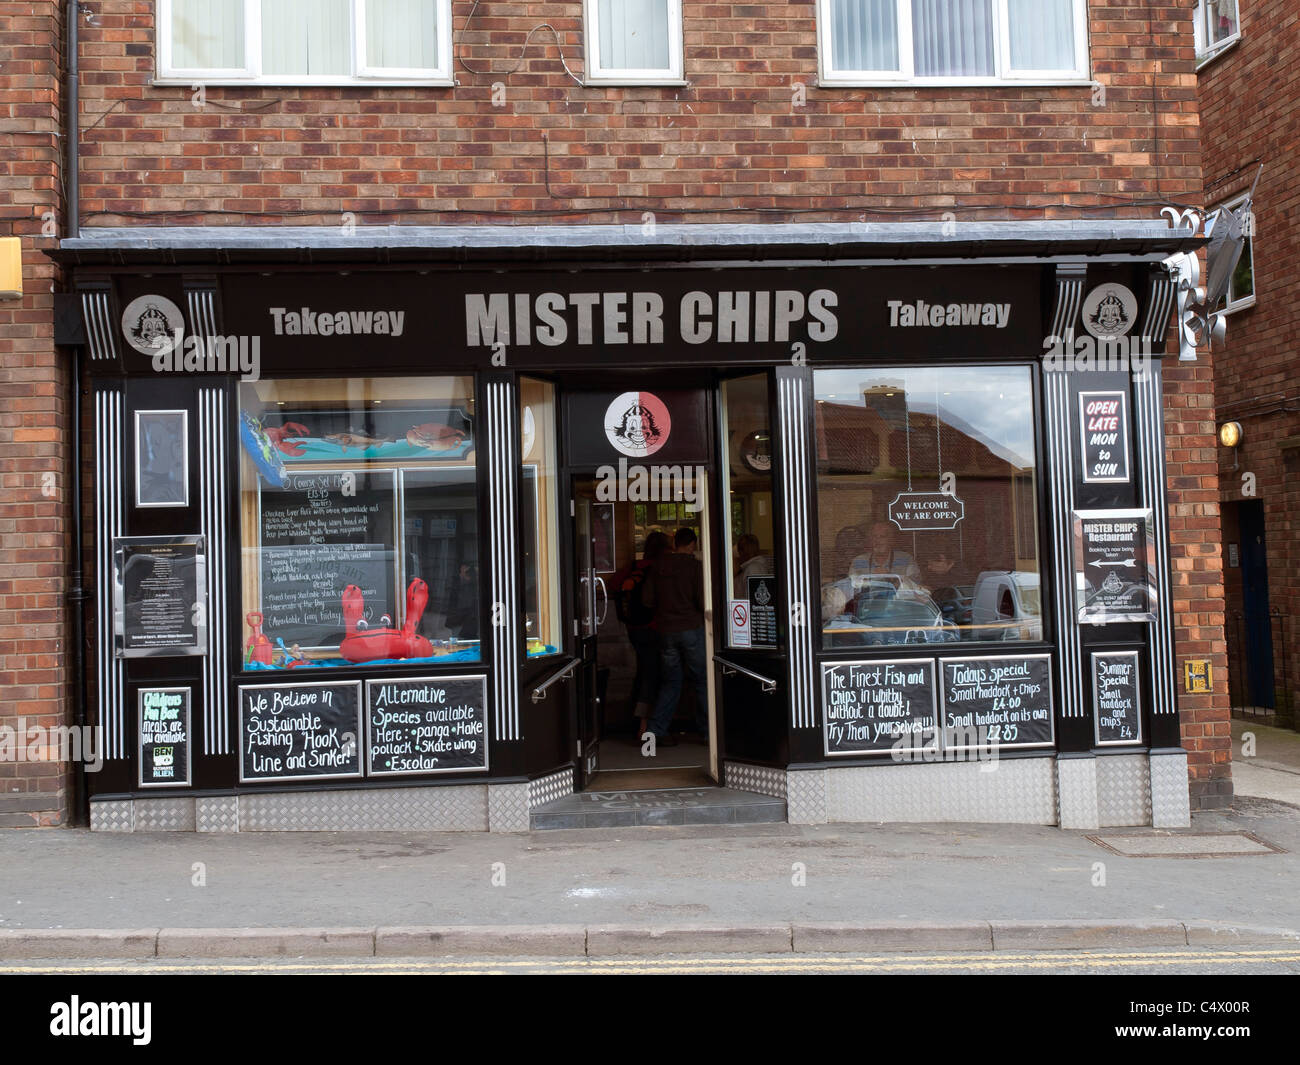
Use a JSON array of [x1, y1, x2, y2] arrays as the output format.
[[366, 675, 489, 775], [238, 681, 362, 782], [822, 659, 937, 755], [939, 654, 1054, 749]]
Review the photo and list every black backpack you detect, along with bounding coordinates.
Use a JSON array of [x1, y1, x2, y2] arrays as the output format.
[[615, 565, 655, 627]]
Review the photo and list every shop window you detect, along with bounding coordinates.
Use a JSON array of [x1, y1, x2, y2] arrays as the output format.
[[520, 379, 563, 658], [1194, 0, 1241, 62], [814, 366, 1043, 648], [157, 0, 454, 85], [584, 0, 684, 84], [238, 377, 479, 670], [721, 375, 778, 649], [1209, 193, 1256, 314], [817, 0, 1089, 85]]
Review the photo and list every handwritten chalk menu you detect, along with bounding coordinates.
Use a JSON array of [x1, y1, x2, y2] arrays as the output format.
[[138, 687, 191, 788], [1074, 509, 1154, 624], [366, 675, 489, 775], [939, 654, 1054, 750], [822, 658, 937, 756], [238, 681, 362, 782], [1092, 651, 1142, 745], [747, 576, 778, 646], [114, 536, 206, 657], [258, 470, 396, 648], [1079, 391, 1131, 484]]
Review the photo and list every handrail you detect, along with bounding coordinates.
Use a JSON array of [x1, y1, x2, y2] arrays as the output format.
[[531, 657, 581, 703], [713, 655, 778, 693]]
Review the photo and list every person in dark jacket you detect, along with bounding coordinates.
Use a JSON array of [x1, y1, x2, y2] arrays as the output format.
[[611, 531, 670, 740], [644, 527, 708, 747]]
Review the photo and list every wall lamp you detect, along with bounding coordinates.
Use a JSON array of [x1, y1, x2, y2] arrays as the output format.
[[1218, 421, 1243, 448]]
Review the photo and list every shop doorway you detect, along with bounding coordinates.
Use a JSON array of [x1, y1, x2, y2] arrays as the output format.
[[1235, 499, 1276, 709], [570, 470, 718, 791]]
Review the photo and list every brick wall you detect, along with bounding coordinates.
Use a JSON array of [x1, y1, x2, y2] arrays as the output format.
[[1200, 0, 1300, 740], [0, 1, 69, 826]]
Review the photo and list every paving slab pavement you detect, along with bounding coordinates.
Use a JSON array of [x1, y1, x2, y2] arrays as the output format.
[[0, 798, 1297, 957], [1231, 718, 1300, 806]]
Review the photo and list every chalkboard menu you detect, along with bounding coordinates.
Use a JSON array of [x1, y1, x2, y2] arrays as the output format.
[[747, 576, 778, 646], [258, 471, 396, 648], [1074, 509, 1155, 624], [1092, 651, 1142, 745], [113, 535, 207, 657], [1078, 391, 1131, 484], [822, 658, 937, 756], [138, 687, 191, 788], [238, 681, 362, 782], [939, 654, 1054, 750], [366, 675, 489, 775]]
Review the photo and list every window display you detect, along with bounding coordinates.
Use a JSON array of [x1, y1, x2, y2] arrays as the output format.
[[814, 366, 1042, 647], [520, 378, 562, 657], [238, 377, 480, 670]]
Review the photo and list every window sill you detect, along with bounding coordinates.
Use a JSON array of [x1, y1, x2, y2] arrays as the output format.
[[581, 77, 689, 88], [815, 76, 1094, 89], [1196, 35, 1242, 72], [1221, 295, 1256, 316], [152, 76, 456, 89]]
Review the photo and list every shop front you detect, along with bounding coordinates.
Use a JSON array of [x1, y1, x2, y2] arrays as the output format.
[[53, 221, 1198, 832]]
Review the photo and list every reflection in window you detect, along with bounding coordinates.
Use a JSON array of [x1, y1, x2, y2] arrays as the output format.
[[520, 378, 562, 657], [237, 376, 479, 670], [814, 366, 1042, 648], [721, 375, 778, 648]]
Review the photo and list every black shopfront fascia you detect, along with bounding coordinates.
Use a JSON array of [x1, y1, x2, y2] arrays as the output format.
[[64, 254, 1181, 802]]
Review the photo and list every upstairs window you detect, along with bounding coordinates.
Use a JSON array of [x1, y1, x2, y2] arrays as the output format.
[[584, 0, 685, 84], [1194, 0, 1241, 63], [1209, 194, 1256, 314], [157, 0, 454, 85], [818, 0, 1089, 85]]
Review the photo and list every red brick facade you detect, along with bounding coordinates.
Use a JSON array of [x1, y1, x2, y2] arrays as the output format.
[[1200, 0, 1300, 744], [1, 1, 1231, 821]]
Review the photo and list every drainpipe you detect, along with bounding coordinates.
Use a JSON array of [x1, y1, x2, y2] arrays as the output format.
[[65, 1, 87, 824]]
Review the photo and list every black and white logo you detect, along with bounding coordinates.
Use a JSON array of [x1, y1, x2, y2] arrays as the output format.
[[122, 294, 185, 356], [1081, 283, 1137, 340]]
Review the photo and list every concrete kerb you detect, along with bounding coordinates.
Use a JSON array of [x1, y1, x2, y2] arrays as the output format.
[[2, 922, 1299, 959]]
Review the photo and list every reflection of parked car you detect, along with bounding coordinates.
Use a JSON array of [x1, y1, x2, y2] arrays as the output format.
[[823, 573, 959, 647], [971, 571, 1042, 640], [932, 585, 975, 633]]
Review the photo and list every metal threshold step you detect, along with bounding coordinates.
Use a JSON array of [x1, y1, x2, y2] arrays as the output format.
[[530, 786, 787, 830]]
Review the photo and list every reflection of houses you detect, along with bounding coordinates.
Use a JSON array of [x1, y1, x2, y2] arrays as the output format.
[[815, 397, 1037, 583]]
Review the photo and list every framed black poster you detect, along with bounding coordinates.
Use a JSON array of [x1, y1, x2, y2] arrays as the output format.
[[135, 410, 189, 507], [138, 686, 191, 788], [113, 535, 207, 658], [366, 675, 489, 776], [746, 575, 778, 646], [1092, 651, 1143, 745], [938, 654, 1054, 751], [238, 680, 363, 782], [822, 658, 937, 756], [1078, 391, 1131, 484], [1073, 509, 1156, 625]]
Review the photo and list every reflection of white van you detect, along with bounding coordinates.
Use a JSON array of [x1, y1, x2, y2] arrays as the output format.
[[971, 571, 1042, 640]]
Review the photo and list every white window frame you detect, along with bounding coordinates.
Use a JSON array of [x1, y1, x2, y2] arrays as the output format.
[[816, 0, 1091, 87], [155, 0, 455, 87], [1210, 193, 1257, 314], [1194, 0, 1241, 65], [583, 0, 685, 86]]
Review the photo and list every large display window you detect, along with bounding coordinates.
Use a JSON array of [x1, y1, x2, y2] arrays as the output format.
[[814, 366, 1042, 648], [520, 378, 563, 657], [237, 376, 480, 670]]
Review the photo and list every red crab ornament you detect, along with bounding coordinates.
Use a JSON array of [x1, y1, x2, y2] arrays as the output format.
[[340, 579, 434, 663], [264, 422, 311, 457]]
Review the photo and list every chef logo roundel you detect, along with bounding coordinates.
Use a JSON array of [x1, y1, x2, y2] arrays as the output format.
[[605, 391, 671, 458]]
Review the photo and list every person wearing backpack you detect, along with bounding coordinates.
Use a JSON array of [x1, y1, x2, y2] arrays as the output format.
[[613, 531, 670, 740]]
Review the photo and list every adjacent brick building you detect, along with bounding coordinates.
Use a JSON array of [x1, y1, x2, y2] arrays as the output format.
[[0, 1, 1232, 827]]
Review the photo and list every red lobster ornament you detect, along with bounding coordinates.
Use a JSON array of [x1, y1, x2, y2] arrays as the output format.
[[340, 579, 434, 663]]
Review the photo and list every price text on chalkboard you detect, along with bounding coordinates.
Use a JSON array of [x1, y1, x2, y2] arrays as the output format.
[[138, 687, 191, 787], [238, 681, 362, 782], [822, 658, 937, 755], [939, 654, 1054, 749], [366, 675, 489, 775], [258, 471, 396, 649], [1093, 651, 1142, 745]]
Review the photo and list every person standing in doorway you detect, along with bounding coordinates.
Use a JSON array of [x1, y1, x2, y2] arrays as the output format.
[[612, 531, 670, 740], [644, 527, 708, 748]]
